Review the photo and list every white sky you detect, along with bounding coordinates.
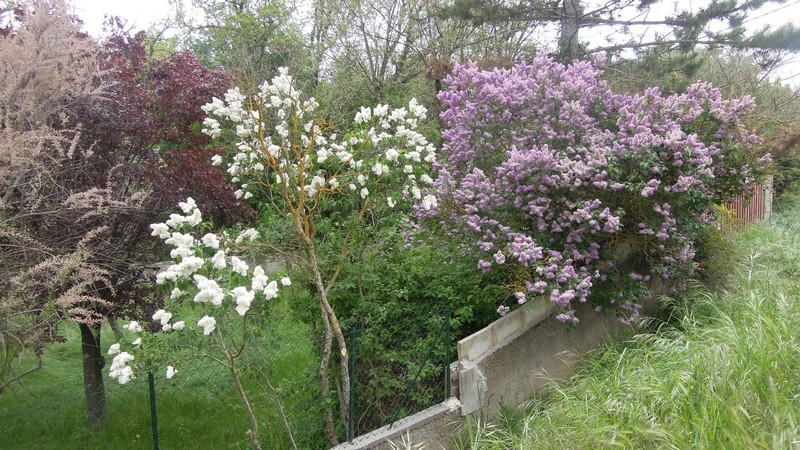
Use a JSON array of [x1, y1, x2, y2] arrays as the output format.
[[69, 0, 175, 35], [68, 0, 800, 85]]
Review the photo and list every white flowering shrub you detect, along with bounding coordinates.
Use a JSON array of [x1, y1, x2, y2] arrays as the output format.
[[107, 68, 439, 447], [196, 68, 440, 444], [107, 198, 288, 386]]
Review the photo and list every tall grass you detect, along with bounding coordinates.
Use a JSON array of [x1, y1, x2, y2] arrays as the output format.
[[458, 192, 800, 450]]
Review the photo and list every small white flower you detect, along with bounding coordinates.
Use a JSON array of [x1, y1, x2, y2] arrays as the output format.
[[150, 223, 170, 239], [202, 233, 220, 249], [193, 275, 225, 306], [231, 256, 249, 276], [372, 162, 389, 176], [317, 147, 329, 163], [263, 280, 279, 300], [408, 98, 427, 118], [235, 228, 259, 243], [280, 277, 291, 287], [166, 366, 177, 379], [152, 309, 172, 326], [211, 155, 223, 166], [197, 315, 217, 335], [116, 366, 134, 384], [170, 288, 184, 300], [422, 194, 438, 210], [132, 338, 142, 346], [186, 208, 202, 227], [178, 197, 197, 214], [232, 286, 255, 316], [387, 197, 396, 208], [164, 232, 194, 249], [175, 256, 204, 277], [109, 352, 135, 384], [355, 106, 372, 123], [125, 321, 143, 333], [156, 269, 179, 285], [252, 266, 269, 291], [170, 246, 194, 259], [374, 104, 389, 117], [493, 251, 506, 265], [108, 343, 120, 355], [360, 187, 369, 199], [172, 321, 185, 331], [212, 251, 227, 269]]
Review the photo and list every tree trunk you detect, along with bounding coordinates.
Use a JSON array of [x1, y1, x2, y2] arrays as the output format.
[[294, 227, 349, 446], [80, 322, 107, 428], [108, 317, 123, 342], [559, 0, 581, 60]]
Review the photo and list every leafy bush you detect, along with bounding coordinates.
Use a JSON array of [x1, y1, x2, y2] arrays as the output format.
[[429, 52, 769, 321], [293, 223, 507, 433]]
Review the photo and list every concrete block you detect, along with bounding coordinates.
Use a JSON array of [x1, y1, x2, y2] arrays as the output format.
[[457, 361, 487, 415], [457, 295, 554, 362], [332, 398, 463, 450]]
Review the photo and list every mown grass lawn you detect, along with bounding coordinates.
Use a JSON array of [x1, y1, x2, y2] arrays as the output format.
[[0, 296, 327, 449]]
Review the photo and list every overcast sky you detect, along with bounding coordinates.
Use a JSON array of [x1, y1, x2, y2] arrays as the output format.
[[69, 0, 800, 86], [69, 0, 174, 35]]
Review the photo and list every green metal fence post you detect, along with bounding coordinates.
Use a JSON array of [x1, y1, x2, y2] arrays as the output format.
[[444, 308, 451, 400], [348, 327, 357, 442], [148, 372, 160, 450]]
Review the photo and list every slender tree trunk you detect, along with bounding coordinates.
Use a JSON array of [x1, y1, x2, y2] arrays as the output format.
[[108, 317, 123, 342], [79, 322, 107, 428], [318, 297, 338, 445], [230, 361, 262, 450], [296, 230, 349, 446]]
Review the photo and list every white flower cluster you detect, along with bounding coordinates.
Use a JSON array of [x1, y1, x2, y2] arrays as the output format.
[[108, 349, 135, 384], [108, 200, 289, 385], [200, 68, 438, 211], [150, 200, 286, 319]]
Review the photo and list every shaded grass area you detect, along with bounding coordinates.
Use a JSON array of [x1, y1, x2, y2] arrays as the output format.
[[0, 296, 326, 449], [455, 194, 800, 450]]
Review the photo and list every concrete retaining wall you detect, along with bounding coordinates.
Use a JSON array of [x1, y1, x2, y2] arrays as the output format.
[[334, 289, 659, 448], [331, 398, 463, 450], [457, 299, 643, 415]]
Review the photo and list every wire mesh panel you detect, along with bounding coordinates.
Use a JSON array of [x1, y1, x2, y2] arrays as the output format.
[[345, 307, 452, 440], [0, 300, 455, 449]]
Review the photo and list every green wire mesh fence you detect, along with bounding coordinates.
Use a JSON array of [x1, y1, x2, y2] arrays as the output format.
[[0, 304, 453, 449]]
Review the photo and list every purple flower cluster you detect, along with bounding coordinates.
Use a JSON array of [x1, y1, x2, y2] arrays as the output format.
[[431, 52, 766, 321]]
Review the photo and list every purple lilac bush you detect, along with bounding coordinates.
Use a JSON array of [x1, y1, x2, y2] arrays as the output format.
[[429, 52, 768, 322]]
